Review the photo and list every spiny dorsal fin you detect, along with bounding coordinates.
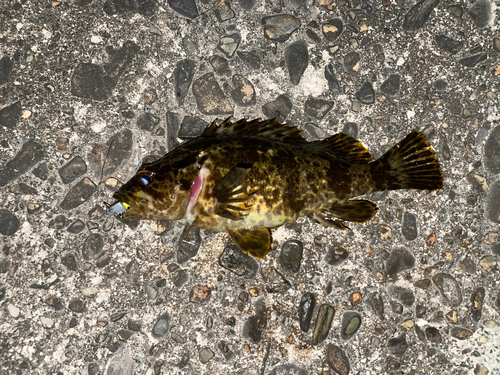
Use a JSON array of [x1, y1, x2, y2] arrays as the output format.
[[307, 133, 372, 164], [202, 117, 307, 143]]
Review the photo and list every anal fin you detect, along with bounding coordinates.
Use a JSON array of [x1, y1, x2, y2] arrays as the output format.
[[227, 227, 272, 258], [215, 163, 255, 220], [316, 200, 377, 225]]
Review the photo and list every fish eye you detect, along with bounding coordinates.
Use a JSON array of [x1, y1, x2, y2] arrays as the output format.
[[136, 170, 154, 186]]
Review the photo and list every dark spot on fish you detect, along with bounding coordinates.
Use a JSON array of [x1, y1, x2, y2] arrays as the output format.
[[179, 179, 192, 191], [172, 153, 198, 170]]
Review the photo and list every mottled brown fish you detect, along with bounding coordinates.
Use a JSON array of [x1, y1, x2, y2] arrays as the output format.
[[108, 118, 443, 258]]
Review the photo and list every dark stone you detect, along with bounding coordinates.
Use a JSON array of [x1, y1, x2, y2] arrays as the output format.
[[280, 239, 303, 272], [322, 18, 343, 41], [341, 311, 362, 340], [192, 73, 233, 115], [61, 253, 78, 271], [392, 286, 415, 306], [447, 4, 463, 17], [237, 50, 261, 70], [368, 293, 385, 320], [71, 41, 139, 100], [0, 101, 21, 129], [469, 0, 491, 28], [243, 302, 267, 342], [60, 178, 97, 210], [168, 0, 198, 18], [58, 156, 87, 185], [0, 209, 20, 236], [485, 126, 500, 173], [0, 258, 11, 273], [380, 74, 400, 96], [285, 40, 308, 85], [209, 55, 230, 75], [434, 35, 463, 54], [470, 287, 485, 322], [218, 34, 240, 57], [262, 94, 293, 122], [387, 335, 408, 357], [68, 299, 86, 313], [174, 59, 196, 106], [218, 244, 259, 278], [10, 183, 37, 195], [262, 15, 301, 42], [325, 243, 349, 266], [218, 340, 233, 359], [415, 301, 427, 318], [433, 79, 448, 91], [178, 116, 207, 140], [326, 344, 350, 375], [432, 273, 462, 306], [262, 266, 291, 293], [450, 327, 473, 340], [355, 82, 375, 104], [402, 0, 440, 31], [313, 304, 335, 344], [304, 97, 333, 119], [171, 269, 189, 287], [231, 75, 256, 107], [137, 112, 160, 132], [488, 182, 500, 224], [214, 0, 235, 21], [386, 248, 415, 276], [342, 122, 358, 138], [102, 129, 133, 176], [81, 234, 104, 261], [177, 226, 201, 263], [0, 55, 13, 85], [32, 163, 49, 181], [95, 253, 112, 268], [48, 215, 66, 229], [298, 292, 316, 332], [88, 362, 99, 375], [269, 365, 308, 375], [325, 63, 340, 91], [344, 52, 360, 74], [0, 140, 45, 187], [458, 54, 488, 68], [67, 220, 85, 234], [152, 313, 170, 337], [402, 212, 417, 240]]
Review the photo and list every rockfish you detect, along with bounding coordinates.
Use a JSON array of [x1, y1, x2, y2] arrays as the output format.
[[108, 118, 443, 258]]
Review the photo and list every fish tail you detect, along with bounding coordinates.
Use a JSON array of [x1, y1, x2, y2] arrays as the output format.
[[377, 131, 443, 191]]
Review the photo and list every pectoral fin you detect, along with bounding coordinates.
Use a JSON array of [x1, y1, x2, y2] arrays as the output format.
[[215, 163, 255, 220], [313, 200, 377, 229], [227, 227, 272, 258]]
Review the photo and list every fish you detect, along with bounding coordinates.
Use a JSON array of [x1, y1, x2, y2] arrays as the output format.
[[108, 117, 443, 258]]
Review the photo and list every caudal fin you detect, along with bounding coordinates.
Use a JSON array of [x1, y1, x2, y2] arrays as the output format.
[[379, 131, 443, 191]]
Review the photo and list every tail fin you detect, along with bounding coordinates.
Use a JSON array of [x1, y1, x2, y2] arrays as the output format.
[[379, 130, 443, 191]]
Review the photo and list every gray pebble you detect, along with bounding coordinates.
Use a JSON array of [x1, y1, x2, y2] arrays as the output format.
[[402, 0, 439, 31], [325, 63, 340, 91], [387, 335, 408, 357], [214, 0, 235, 22], [468, 0, 491, 28], [209, 55, 230, 75], [285, 40, 308, 85], [102, 129, 133, 176], [459, 53, 488, 68], [0, 101, 21, 129], [262, 15, 301, 42], [177, 226, 201, 263], [434, 35, 463, 54], [432, 273, 463, 306], [174, 59, 196, 106], [58, 156, 87, 184], [60, 178, 97, 210], [298, 292, 316, 332], [218, 244, 259, 278], [0, 209, 20, 236], [237, 50, 261, 70], [178, 116, 208, 140], [168, 0, 198, 18], [199, 348, 214, 364], [0, 140, 45, 188], [304, 97, 333, 119], [402, 212, 417, 240], [137, 112, 160, 132], [322, 18, 343, 41], [484, 125, 500, 173], [218, 34, 240, 57], [231, 75, 256, 106], [280, 239, 303, 272], [192, 73, 233, 115], [152, 313, 170, 337], [0, 55, 13, 85], [487, 182, 500, 224], [386, 248, 415, 276], [380, 74, 400, 96], [355, 82, 375, 104], [262, 94, 293, 121]]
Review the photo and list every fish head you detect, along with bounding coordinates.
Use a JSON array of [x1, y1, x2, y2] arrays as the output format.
[[111, 150, 206, 221]]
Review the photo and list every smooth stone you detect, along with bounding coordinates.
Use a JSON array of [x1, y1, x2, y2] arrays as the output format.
[[487, 182, 500, 223], [325, 64, 340, 91], [326, 344, 350, 375], [434, 79, 448, 91], [434, 35, 463, 54], [414, 279, 431, 289], [0, 140, 45, 187], [322, 18, 343, 40], [469, 0, 491, 28], [32, 163, 49, 181], [152, 313, 170, 337], [137, 112, 160, 132], [285, 40, 308, 85], [174, 59, 196, 106], [325, 243, 349, 266], [237, 50, 261, 70], [471, 287, 486, 322], [10, 183, 37, 195], [262, 94, 293, 122], [344, 52, 360, 74], [0, 209, 20, 236], [313, 304, 335, 344], [218, 34, 240, 57], [425, 327, 442, 343], [304, 123, 326, 139], [304, 97, 333, 119], [380, 74, 400, 96], [484, 126, 500, 173], [177, 226, 201, 263], [298, 292, 316, 332], [8, 304, 20, 318], [355, 82, 375, 104], [68, 299, 86, 313], [391, 286, 415, 306], [402, 0, 440, 31], [192, 73, 233, 115], [342, 122, 358, 138], [67, 219, 85, 234], [262, 15, 301, 42], [71, 41, 139, 100], [168, 0, 198, 18], [0, 101, 21, 129], [0, 55, 13, 85], [458, 257, 476, 273], [494, 38, 500, 53], [451, 327, 473, 340], [402, 212, 417, 240], [386, 248, 415, 276], [81, 233, 104, 261], [60, 177, 96, 210], [341, 311, 362, 339], [243, 302, 267, 342], [231, 75, 256, 107], [368, 293, 385, 320], [172, 269, 189, 287], [144, 284, 158, 300], [269, 365, 308, 375], [102, 129, 133, 176], [61, 253, 78, 271], [199, 348, 214, 364], [209, 55, 230, 75], [416, 301, 427, 318], [58, 156, 87, 184], [261, 266, 291, 293], [218, 244, 259, 278], [432, 273, 463, 306], [178, 116, 207, 139], [214, 0, 235, 21], [459, 54, 488, 68], [189, 285, 211, 303], [447, 4, 463, 17], [280, 239, 303, 272], [387, 335, 408, 357], [0, 258, 11, 273], [479, 255, 499, 272]]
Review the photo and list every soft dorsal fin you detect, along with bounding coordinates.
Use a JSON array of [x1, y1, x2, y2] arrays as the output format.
[[307, 133, 372, 164], [202, 117, 307, 143]]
